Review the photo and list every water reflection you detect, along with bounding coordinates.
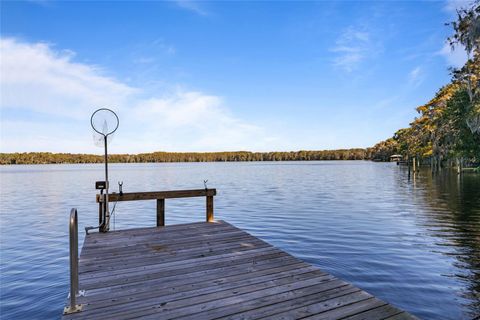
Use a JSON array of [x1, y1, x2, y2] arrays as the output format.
[[1, 162, 479, 319], [405, 168, 480, 318]]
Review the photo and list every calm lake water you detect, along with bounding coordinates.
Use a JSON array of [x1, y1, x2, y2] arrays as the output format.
[[0, 161, 479, 319]]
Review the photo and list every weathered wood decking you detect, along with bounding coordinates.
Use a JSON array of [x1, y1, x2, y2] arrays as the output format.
[[63, 220, 416, 320]]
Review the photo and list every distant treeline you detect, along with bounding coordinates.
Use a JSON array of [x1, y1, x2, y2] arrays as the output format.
[[0, 149, 372, 165]]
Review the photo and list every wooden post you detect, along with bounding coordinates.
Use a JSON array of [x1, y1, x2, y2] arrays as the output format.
[[157, 199, 165, 227], [407, 156, 411, 180], [206, 195, 214, 222]]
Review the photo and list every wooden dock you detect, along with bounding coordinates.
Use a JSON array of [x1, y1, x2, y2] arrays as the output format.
[[62, 220, 416, 320]]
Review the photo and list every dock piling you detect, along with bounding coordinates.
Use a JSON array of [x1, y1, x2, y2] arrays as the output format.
[[156, 198, 165, 227], [206, 195, 214, 222]]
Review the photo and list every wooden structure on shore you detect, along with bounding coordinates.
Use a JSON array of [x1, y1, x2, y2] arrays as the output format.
[[62, 189, 417, 320], [389, 154, 403, 162]]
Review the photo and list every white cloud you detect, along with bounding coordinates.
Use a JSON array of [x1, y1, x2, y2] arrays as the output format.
[[151, 38, 176, 55], [439, 0, 472, 69], [408, 66, 424, 87], [133, 57, 156, 64], [444, 0, 474, 14], [126, 91, 272, 152], [174, 0, 208, 16], [131, 39, 176, 65], [439, 42, 468, 68], [331, 28, 373, 72], [0, 38, 276, 153], [0, 38, 135, 120]]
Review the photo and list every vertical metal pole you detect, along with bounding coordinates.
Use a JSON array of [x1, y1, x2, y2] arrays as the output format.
[[104, 135, 110, 232], [98, 190, 103, 229], [70, 210, 77, 308], [64, 208, 82, 314]]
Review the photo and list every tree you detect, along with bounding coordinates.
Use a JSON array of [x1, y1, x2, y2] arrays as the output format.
[[448, 1, 480, 134]]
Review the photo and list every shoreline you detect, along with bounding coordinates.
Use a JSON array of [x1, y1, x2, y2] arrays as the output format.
[[0, 149, 372, 165]]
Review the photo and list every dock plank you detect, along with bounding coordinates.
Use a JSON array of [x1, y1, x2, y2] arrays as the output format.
[[82, 257, 305, 299], [77, 265, 321, 314], [62, 220, 417, 320]]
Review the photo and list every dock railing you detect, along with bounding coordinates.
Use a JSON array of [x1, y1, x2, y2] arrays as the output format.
[[63, 208, 83, 315], [96, 188, 217, 232]]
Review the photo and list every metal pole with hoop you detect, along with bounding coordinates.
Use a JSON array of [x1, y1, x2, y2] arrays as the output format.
[[90, 108, 119, 232]]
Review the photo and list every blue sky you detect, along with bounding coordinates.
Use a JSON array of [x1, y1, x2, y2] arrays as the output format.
[[0, 0, 470, 153]]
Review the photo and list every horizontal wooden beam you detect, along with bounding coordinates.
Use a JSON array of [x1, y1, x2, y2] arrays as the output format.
[[97, 189, 217, 203]]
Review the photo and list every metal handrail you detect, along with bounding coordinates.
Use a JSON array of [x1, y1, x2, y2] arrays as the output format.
[[63, 208, 83, 314]]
